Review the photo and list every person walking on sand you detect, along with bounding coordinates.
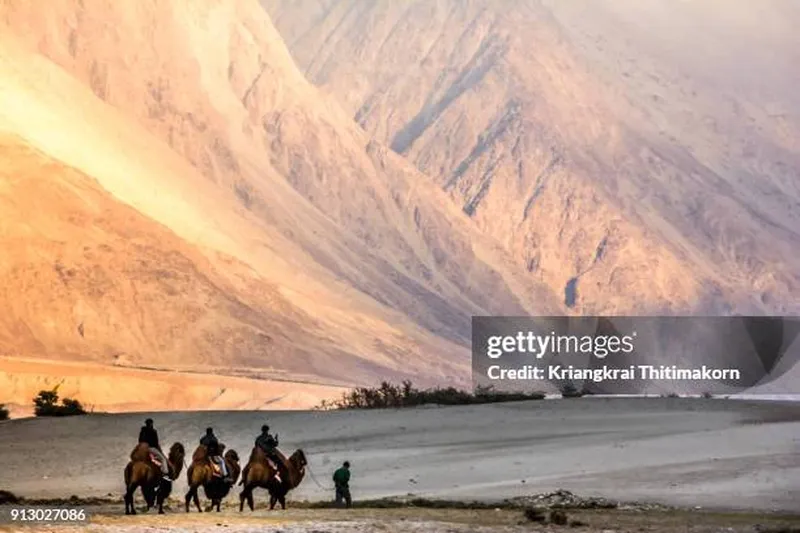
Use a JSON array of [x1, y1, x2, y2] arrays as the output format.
[[138, 418, 169, 478], [333, 461, 352, 508]]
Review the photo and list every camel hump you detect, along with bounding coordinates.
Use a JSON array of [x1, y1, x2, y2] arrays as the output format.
[[274, 448, 287, 462], [192, 445, 208, 462], [249, 445, 266, 463], [130, 442, 150, 462], [273, 449, 291, 471]]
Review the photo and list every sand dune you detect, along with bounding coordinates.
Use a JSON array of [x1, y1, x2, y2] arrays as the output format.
[[0, 356, 347, 419]]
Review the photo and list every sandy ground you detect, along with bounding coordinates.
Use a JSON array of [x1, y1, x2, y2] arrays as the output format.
[[2, 507, 800, 533], [1, 398, 799, 516]]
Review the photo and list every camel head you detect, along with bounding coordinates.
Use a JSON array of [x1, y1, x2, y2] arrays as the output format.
[[290, 449, 307, 471], [224, 448, 240, 465], [168, 442, 186, 479]]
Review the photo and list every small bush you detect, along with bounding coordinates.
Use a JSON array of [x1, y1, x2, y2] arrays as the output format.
[[317, 381, 546, 410], [701, 391, 713, 399], [0, 490, 21, 504], [524, 506, 547, 523], [0, 404, 9, 421], [549, 509, 569, 525], [33, 386, 86, 417], [559, 382, 584, 398]]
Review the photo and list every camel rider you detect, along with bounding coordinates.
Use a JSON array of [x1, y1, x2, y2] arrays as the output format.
[[200, 427, 230, 482], [255, 425, 280, 460], [138, 418, 169, 477], [255, 425, 283, 482]]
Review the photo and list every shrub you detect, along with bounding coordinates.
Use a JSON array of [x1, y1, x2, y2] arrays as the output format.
[[33, 386, 86, 417], [0, 404, 8, 421], [559, 382, 584, 398], [549, 509, 569, 525], [523, 506, 547, 523], [0, 490, 21, 504], [317, 381, 546, 410]]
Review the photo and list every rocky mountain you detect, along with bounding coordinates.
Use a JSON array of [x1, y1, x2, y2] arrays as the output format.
[[2, 0, 798, 414], [264, 0, 800, 315], [0, 0, 565, 411]]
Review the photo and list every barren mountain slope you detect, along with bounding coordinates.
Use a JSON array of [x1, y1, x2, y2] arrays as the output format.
[[0, 0, 567, 404], [264, 0, 800, 315], [0, 0, 564, 340], [0, 131, 462, 387]]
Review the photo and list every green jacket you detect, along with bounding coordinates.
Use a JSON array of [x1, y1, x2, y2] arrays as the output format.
[[332, 467, 350, 488]]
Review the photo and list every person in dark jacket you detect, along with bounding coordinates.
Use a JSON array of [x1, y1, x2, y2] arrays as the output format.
[[200, 427, 229, 481], [255, 425, 279, 456], [333, 461, 352, 508], [254, 425, 283, 482], [138, 418, 169, 476]]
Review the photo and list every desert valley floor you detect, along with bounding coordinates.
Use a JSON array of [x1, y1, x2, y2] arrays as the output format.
[[2, 398, 800, 531], [1, 399, 799, 509]]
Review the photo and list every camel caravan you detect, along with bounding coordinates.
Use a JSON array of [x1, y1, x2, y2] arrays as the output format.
[[124, 419, 307, 514]]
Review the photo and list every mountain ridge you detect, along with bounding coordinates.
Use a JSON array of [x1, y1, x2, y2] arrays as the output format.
[[0, 0, 565, 406], [264, 0, 800, 315]]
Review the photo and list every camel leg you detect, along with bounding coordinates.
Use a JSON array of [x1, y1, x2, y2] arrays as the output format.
[[192, 486, 203, 513], [239, 483, 257, 512], [144, 486, 156, 512], [269, 493, 276, 510], [184, 485, 195, 513], [124, 483, 137, 515], [126, 483, 141, 515], [279, 493, 286, 510], [247, 485, 256, 511], [156, 485, 167, 514]]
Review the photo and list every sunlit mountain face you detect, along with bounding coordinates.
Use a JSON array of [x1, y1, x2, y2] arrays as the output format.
[[0, 0, 798, 414]]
